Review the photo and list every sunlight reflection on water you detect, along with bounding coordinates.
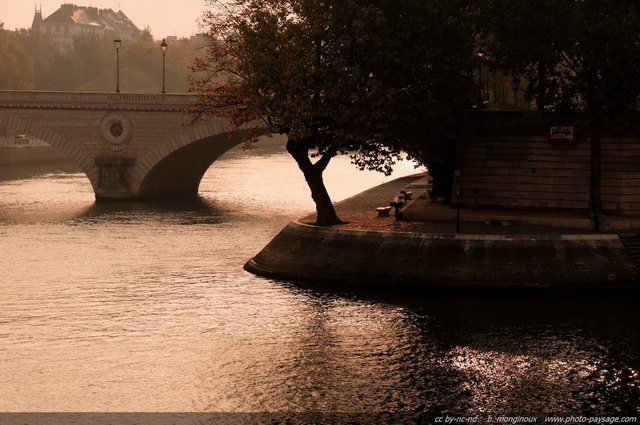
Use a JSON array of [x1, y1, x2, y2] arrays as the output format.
[[0, 146, 638, 416]]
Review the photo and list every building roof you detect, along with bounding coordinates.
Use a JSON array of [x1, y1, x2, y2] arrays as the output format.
[[36, 3, 140, 37]]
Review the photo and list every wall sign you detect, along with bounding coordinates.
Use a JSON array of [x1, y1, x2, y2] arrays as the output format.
[[548, 126, 575, 142]]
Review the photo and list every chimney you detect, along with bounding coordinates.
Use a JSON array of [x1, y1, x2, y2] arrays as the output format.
[[86, 6, 99, 19], [61, 3, 74, 14]]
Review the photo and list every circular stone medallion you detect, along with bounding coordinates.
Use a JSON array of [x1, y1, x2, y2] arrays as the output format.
[[110, 122, 124, 138], [100, 113, 132, 151]]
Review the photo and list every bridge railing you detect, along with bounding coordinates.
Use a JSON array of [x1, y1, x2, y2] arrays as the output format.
[[0, 90, 196, 109]]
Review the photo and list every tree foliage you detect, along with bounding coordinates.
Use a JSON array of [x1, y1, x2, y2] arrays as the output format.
[[480, 0, 640, 226], [0, 30, 34, 90], [482, 0, 640, 116], [191, 0, 475, 225]]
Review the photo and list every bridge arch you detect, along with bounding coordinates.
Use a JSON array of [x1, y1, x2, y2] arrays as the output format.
[[0, 114, 97, 184], [132, 124, 250, 198]]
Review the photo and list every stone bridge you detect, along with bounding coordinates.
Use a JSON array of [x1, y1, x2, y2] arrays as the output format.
[[0, 90, 252, 199]]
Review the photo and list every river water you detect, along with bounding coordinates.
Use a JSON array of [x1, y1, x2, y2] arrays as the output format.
[[0, 141, 639, 421]]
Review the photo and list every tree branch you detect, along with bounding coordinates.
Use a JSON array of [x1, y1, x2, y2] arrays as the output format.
[[313, 145, 337, 173]]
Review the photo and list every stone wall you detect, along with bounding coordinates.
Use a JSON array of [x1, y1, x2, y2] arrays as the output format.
[[245, 221, 639, 290], [458, 112, 640, 215]]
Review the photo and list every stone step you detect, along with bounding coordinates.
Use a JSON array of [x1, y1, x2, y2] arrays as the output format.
[[619, 236, 640, 267]]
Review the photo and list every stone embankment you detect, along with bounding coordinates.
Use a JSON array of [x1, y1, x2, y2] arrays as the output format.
[[244, 175, 640, 292]]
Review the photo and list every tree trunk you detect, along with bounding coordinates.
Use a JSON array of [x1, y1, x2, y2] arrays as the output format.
[[286, 138, 344, 227]]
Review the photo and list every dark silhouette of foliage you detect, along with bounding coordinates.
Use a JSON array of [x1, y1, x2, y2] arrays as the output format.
[[190, 0, 475, 225], [480, 0, 640, 226]]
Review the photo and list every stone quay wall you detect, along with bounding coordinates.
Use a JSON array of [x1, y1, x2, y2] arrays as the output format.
[[459, 111, 640, 215], [245, 221, 639, 291]]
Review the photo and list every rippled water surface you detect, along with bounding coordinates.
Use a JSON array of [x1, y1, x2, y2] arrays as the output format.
[[0, 142, 639, 418]]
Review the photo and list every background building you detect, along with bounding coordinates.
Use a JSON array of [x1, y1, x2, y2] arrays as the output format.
[[31, 3, 141, 49]]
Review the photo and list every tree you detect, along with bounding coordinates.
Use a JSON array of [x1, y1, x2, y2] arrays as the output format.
[[191, 0, 475, 225], [164, 38, 206, 93], [1, 25, 201, 93], [0, 29, 34, 90], [140, 27, 155, 43], [120, 38, 203, 93], [7, 29, 60, 90], [482, 0, 640, 228]]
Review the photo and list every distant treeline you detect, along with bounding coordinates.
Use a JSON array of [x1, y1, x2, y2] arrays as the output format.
[[0, 25, 203, 93]]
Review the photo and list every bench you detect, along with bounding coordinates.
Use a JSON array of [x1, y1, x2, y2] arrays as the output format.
[[376, 206, 392, 217], [389, 190, 411, 220], [482, 216, 517, 226], [376, 190, 413, 219]]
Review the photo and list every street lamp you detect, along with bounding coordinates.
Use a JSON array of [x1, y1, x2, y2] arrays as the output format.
[[454, 168, 462, 234], [160, 38, 168, 94], [477, 50, 484, 102], [114, 39, 122, 93]]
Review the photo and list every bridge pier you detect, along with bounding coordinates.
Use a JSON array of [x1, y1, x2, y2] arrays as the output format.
[[94, 156, 137, 199]]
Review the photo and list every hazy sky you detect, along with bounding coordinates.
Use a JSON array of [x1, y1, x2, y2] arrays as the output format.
[[0, 0, 210, 39]]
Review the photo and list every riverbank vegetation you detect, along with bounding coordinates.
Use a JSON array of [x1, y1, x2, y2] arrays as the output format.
[[0, 23, 201, 93], [191, 0, 640, 226], [190, 0, 475, 225]]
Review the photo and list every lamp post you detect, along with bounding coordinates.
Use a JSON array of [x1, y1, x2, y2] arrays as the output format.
[[114, 39, 122, 93], [477, 50, 484, 102], [454, 168, 462, 234], [160, 38, 168, 94]]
